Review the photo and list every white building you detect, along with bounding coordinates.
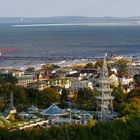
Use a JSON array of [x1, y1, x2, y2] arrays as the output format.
[[109, 74, 119, 87], [70, 80, 93, 91], [110, 68, 118, 75]]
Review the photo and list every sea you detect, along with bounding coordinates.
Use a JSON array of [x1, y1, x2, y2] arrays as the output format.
[[0, 24, 140, 67]]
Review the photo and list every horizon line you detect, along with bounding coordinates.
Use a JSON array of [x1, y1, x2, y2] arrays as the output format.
[[1, 16, 140, 18]]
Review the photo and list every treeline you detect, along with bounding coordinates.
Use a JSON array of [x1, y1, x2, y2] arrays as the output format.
[[0, 82, 99, 112], [0, 84, 60, 111], [0, 83, 140, 116], [0, 118, 140, 140]]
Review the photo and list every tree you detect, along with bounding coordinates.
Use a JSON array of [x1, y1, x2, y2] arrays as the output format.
[[77, 88, 95, 110], [0, 84, 27, 111], [0, 98, 5, 111], [134, 74, 140, 84], [0, 77, 6, 85], [112, 87, 127, 111], [84, 63, 94, 69], [40, 88, 60, 108], [26, 88, 41, 105], [60, 88, 68, 104], [9, 85, 27, 111], [115, 59, 129, 75], [94, 60, 103, 69], [120, 97, 140, 117]]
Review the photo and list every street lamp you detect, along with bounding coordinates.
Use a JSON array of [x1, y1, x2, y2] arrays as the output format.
[[67, 108, 71, 123]]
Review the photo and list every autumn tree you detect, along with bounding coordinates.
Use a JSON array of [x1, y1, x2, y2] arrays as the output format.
[[84, 63, 94, 69], [0, 98, 5, 111], [40, 88, 60, 108], [77, 88, 95, 110], [94, 60, 103, 69]]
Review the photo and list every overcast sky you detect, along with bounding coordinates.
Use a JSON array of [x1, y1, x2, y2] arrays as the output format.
[[0, 0, 140, 17]]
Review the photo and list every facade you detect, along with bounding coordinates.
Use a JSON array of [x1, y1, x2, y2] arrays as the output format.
[[17, 75, 34, 87], [27, 81, 48, 90], [70, 80, 93, 91], [109, 74, 119, 87], [27, 78, 71, 90], [65, 73, 83, 81]]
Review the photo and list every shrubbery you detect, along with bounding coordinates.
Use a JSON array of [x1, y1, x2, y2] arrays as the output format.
[[0, 118, 140, 140]]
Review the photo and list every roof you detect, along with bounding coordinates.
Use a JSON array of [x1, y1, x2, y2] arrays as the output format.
[[80, 110, 90, 116], [18, 112, 29, 116], [80, 80, 92, 84], [51, 86, 63, 90], [40, 103, 66, 116], [28, 105, 38, 111], [65, 73, 80, 78], [80, 69, 98, 74]]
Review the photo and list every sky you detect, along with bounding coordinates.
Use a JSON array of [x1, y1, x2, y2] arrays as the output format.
[[0, 0, 140, 17]]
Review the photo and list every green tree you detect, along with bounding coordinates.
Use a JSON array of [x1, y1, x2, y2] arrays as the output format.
[[40, 88, 60, 108], [0, 98, 5, 111], [94, 60, 103, 69], [26, 88, 41, 106], [115, 59, 129, 75], [60, 88, 68, 104], [134, 74, 140, 84], [77, 88, 95, 110], [0, 84, 27, 111], [84, 63, 94, 69]]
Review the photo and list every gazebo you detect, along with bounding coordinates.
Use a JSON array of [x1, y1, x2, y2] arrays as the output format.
[[40, 103, 67, 125], [28, 105, 39, 114], [40, 103, 66, 116], [18, 112, 29, 117]]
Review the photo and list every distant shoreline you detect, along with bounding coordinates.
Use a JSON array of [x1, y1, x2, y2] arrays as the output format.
[[12, 23, 137, 27]]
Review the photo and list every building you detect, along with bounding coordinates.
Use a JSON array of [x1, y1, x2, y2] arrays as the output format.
[[109, 74, 119, 87], [17, 74, 34, 87], [27, 81, 48, 90], [70, 80, 93, 91], [65, 73, 83, 81]]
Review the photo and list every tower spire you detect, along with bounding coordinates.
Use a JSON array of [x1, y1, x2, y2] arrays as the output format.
[[103, 53, 108, 71], [10, 91, 14, 109]]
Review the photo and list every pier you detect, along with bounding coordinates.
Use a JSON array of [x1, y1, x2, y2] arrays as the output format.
[[0, 56, 102, 61]]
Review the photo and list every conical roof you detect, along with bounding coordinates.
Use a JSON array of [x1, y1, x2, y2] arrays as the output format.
[[18, 111, 29, 116], [40, 103, 66, 116], [80, 110, 90, 116], [28, 105, 38, 111]]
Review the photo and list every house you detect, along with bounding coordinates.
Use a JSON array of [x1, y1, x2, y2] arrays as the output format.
[[0, 68, 24, 78], [17, 74, 34, 87], [8, 69, 25, 77], [70, 80, 93, 91], [109, 74, 119, 87], [79, 69, 98, 75], [110, 68, 118, 75], [65, 73, 83, 81], [27, 106, 39, 114], [27, 81, 48, 90]]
